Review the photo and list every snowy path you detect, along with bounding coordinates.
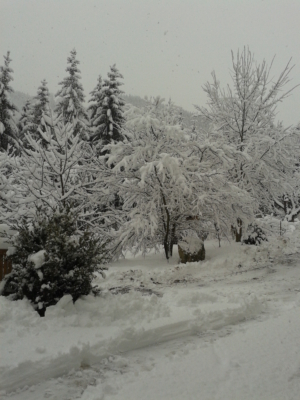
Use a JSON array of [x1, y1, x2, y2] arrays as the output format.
[[3, 305, 300, 400], [80, 307, 300, 400], [1, 241, 300, 399]]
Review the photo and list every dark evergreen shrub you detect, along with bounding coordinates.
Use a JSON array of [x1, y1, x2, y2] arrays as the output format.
[[243, 224, 267, 246], [1, 209, 108, 316]]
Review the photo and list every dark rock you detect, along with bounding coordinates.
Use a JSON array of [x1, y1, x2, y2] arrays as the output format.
[[178, 236, 205, 263]]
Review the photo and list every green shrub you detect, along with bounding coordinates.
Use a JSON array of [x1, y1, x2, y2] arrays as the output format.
[[1, 209, 108, 316], [243, 224, 267, 246]]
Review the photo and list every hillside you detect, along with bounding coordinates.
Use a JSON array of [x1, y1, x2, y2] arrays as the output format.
[[10, 91, 208, 131], [10, 91, 56, 118]]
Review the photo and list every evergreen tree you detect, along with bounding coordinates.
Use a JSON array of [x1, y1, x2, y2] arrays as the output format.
[[1, 208, 108, 316], [0, 52, 18, 151], [88, 75, 104, 153], [88, 64, 125, 149], [18, 81, 51, 148], [17, 99, 34, 143], [29, 79, 52, 146], [32, 79, 50, 127], [55, 49, 89, 139]]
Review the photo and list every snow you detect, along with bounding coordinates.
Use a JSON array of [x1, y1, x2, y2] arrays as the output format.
[[0, 223, 15, 252], [28, 250, 46, 269], [1, 238, 300, 399], [178, 236, 203, 254], [0, 121, 5, 134]]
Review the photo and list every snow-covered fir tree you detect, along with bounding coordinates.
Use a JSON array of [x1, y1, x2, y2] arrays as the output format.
[[1, 208, 108, 316], [17, 99, 34, 143], [88, 74, 104, 153], [55, 49, 89, 139], [88, 65, 125, 150], [18, 80, 51, 147], [101, 98, 253, 259], [196, 47, 299, 237], [32, 79, 50, 127], [0, 51, 18, 151], [0, 150, 11, 211]]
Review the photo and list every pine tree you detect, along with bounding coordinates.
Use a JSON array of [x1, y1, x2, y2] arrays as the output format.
[[0, 52, 18, 151], [55, 49, 89, 139], [17, 99, 34, 143], [32, 79, 50, 127], [88, 75, 104, 153], [1, 208, 108, 316], [18, 81, 51, 148], [88, 65, 125, 149], [30, 79, 52, 146]]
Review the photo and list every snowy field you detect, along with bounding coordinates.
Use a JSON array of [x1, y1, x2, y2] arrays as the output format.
[[1, 239, 300, 399]]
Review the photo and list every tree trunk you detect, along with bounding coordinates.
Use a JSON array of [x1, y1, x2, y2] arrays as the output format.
[[232, 218, 243, 242], [169, 222, 177, 257], [163, 239, 169, 260], [0, 132, 9, 152]]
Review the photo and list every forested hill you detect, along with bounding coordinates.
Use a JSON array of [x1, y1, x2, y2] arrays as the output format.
[[10, 91, 56, 118], [122, 94, 209, 131], [11, 91, 207, 131]]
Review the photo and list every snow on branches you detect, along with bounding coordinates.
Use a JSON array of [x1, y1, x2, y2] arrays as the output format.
[[55, 49, 89, 139], [196, 47, 300, 215], [0, 113, 109, 231], [0, 51, 18, 151], [102, 98, 253, 259], [88, 65, 125, 151]]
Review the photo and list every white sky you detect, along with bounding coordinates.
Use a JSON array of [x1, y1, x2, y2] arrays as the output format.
[[1, 0, 299, 125]]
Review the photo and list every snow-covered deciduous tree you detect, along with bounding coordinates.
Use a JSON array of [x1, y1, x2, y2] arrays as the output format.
[[0, 52, 18, 152], [274, 125, 300, 221], [55, 49, 89, 139], [195, 47, 299, 234], [88, 65, 125, 150], [102, 98, 253, 259], [0, 112, 110, 231]]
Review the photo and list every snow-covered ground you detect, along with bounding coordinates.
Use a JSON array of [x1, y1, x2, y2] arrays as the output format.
[[1, 239, 300, 399]]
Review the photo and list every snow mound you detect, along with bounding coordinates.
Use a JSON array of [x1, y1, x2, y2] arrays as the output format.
[[178, 236, 203, 254], [0, 289, 265, 392], [44, 291, 171, 326], [28, 250, 46, 269]]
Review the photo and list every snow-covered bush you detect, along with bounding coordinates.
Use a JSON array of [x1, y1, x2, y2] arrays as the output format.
[[243, 224, 268, 246], [259, 220, 300, 261], [1, 208, 108, 316]]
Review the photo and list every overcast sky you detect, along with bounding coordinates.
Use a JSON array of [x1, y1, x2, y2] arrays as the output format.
[[1, 0, 299, 125]]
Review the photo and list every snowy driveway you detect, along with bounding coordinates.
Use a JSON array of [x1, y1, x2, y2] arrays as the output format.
[[1, 241, 300, 399]]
